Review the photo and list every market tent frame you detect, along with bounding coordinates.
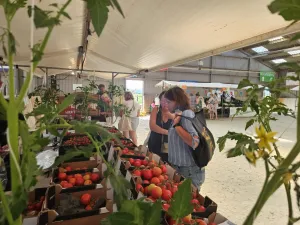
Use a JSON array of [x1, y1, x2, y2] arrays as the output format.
[[155, 80, 263, 89], [0, 0, 300, 80]]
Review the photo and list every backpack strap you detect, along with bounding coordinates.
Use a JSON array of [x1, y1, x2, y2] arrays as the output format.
[[178, 114, 208, 129]]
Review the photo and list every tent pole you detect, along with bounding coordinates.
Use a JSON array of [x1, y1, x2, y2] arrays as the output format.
[[17, 65, 135, 75], [111, 73, 119, 124]]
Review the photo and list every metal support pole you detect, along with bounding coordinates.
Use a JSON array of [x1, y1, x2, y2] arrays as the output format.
[[45, 68, 48, 87], [247, 58, 251, 80], [209, 56, 213, 83], [111, 73, 119, 124]]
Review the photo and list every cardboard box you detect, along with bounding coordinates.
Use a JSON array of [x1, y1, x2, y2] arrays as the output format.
[[61, 160, 99, 170], [22, 187, 47, 225], [41, 185, 113, 225]]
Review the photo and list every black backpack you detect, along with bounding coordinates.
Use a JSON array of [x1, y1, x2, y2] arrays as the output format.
[[180, 109, 215, 168]]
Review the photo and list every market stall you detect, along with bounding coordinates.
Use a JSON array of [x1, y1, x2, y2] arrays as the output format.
[[155, 80, 251, 118], [0, 123, 235, 225]]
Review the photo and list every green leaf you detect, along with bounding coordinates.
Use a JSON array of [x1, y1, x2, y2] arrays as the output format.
[[109, 0, 125, 17], [53, 148, 93, 167], [290, 33, 300, 42], [237, 79, 253, 89], [47, 127, 60, 137], [120, 200, 144, 224], [31, 43, 43, 62], [142, 201, 162, 225], [57, 94, 75, 114], [217, 135, 227, 152], [227, 146, 245, 158], [50, 3, 58, 8], [268, 0, 300, 21], [102, 212, 135, 225], [168, 179, 193, 220], [87, 0, 109, 36], [245, 119, 255, 130], [109, 173, 131, 209], [61, 11, 71, 20], [8, 32, 16, 55], [28, 6, 60, 28]]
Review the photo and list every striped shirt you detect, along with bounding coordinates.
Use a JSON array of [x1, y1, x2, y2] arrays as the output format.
[[168, 110, 199, 166]]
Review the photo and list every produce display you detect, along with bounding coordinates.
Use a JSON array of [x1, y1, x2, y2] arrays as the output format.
[[55, 192, 106, 215], [62, 136, 92, 146], [0, 144, 8, 158], [55, 167, 101, 189], [14, 125, 225, 225], [25, 195, 45, 216]]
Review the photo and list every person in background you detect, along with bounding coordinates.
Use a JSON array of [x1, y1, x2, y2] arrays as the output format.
[[213, 93, 219, 120], [164, 87, 205, 191], [150, 100, 156, 112], [97, 84, 111, 122], [148, 91, 174, 163], [195, 92, 202, 112], [207, 93, 215, 120], [123, 91, 141, 145], [189, 93, 196, 109]]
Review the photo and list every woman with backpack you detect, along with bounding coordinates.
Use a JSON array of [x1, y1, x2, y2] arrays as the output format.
[[148, 91, 174, 163], [164, 87, 205, 191]]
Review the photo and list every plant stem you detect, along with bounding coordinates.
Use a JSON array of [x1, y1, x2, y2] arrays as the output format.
[[243, 140, 300, 225], [0, 182, 14, 224], [284, 183, 293, 225], [0, 93, 8, 109], [17, 0, 72, 106]]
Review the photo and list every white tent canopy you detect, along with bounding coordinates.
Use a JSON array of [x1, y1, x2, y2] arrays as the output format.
[[291, 86, 299, 91], [0, 0, 297, 79]]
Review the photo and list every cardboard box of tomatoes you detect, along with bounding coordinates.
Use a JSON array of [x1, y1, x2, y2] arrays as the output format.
[[51, 163, 105, 191], [22, 187, 47, 225], [39, 185, 114, 225]]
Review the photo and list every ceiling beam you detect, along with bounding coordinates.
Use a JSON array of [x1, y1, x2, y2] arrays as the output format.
[[148, 23, 300, 73]]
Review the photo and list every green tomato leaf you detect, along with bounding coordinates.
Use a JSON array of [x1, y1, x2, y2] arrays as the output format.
[[53, 148, 93, 167], [245, 119, 255, 130], [217, 135, 227, 152], [237, 79, 253, 89], [87, 0, 109, 36], [102, 212, 135, 225], [109, 173, 131, 209], [50, 3, 58, 8], [28, 6, 60, 28], [168, 179, 193, 220], [109, 0, 125, 17], [268, 0, 300, 20], [47, 127, 60, 137], [57, 94, 75, 114], [140, 201, 162, 225], [290, 33, 300, 42], [8, 32, 16, 55], [120, 200, 144, 224], [227, 146, 245, 158], [61, 11, 71, 20]]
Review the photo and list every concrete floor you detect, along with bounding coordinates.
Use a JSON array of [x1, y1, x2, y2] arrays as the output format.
[[136, 115, 299, 225]]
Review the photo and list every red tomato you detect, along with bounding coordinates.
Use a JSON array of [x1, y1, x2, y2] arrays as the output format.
[[58, 173, 67, 181], [80, 193, 91, 205]]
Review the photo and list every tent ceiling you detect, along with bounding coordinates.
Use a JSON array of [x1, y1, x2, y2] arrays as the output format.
[[0, 0, 297, 79]]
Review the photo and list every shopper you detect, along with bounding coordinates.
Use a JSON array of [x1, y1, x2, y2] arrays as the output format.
[[195, 92, 202, 112], [148, 91, 174, 163], [164, 87, 205, 190], [207, 94, 215, 120], [213, 93, 219, 120], [123, 91, 141, 145], [97, 84, 111, 122]]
